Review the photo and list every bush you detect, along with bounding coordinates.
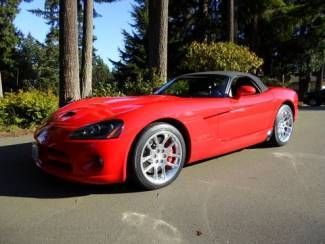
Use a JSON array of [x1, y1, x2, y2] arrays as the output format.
[[183, 42, 264, 73], [93, 72, 164, 97], [0, 90, 58, 129], [122, 72, 164, 96], [122, 80, 160, 96], [93, 81, 124, 97]]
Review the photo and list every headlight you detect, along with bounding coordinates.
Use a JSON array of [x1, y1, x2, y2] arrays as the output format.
[[70, 120, 124, 139]]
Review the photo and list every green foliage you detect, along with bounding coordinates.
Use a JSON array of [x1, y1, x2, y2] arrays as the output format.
[[0, 90, 58, 128], [93, 75, 163, 97], [163, 79, 189, 96], [0, 0, 21, 86], [16, 34, 59, 91], [122, 71, 164, 96], [92, 55, 112, 86], [123, 80, 155, 96], [92, 55, 122, 96], [93, 81, 123, 97], [183, 42, 263, 73], [0, 0, 20, 66], [111, 0, 150, 83]]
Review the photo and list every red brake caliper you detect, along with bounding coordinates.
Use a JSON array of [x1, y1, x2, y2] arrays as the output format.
[[167, 146, 175, 167]]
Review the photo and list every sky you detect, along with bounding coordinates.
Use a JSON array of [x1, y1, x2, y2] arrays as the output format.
[[14, 0, 136, 70]]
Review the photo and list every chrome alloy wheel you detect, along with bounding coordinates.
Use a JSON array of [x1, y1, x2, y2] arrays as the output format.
[[140, 131, 183, 185], [276, 105, 293, 143]]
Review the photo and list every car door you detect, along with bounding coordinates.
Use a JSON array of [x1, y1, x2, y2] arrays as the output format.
[[218, 76, 274, 142]]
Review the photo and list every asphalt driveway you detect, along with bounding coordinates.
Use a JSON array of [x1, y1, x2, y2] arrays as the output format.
[[0, 107, 324, 244]]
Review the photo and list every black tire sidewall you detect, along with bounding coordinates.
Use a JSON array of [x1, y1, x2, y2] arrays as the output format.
[[132, 123, 186, 190], [309, 98, 318, 106]]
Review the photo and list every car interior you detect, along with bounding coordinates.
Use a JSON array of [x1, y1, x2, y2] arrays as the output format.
[[162, 75, 229, 98], [229, 77, 260, 97]]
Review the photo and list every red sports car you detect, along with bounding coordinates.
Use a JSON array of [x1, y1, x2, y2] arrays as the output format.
[[33, 71, 298, 189]]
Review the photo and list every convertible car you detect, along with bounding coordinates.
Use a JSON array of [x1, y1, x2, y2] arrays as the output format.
[[33, 71, 298, 189]]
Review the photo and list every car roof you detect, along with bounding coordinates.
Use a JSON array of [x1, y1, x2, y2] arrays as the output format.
[[176, 71, 268, 92], [178, 71, 257, 79]]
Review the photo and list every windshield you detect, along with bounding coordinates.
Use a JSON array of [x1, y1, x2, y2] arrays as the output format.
[[156, 75, 229, 98]]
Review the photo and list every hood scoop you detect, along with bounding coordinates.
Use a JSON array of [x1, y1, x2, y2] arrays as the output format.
[[60, 111, 76, 120]]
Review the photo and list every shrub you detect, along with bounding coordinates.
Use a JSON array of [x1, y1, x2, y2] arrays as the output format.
[[93, 72, 164, 97], [122, 72, 165, 96], [183, 41, 264, 73], [93, 81, 124, 97], [0, 90, 58, 129]]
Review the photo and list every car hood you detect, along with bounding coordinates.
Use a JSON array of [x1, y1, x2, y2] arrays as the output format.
[[49, 95, 179, 127]]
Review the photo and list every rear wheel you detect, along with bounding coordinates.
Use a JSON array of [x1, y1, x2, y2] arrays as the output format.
[[270, 104, 294, 146], [131, 123, 186, 190]]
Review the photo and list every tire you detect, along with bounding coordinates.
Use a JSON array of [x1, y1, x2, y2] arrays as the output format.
[[270, 104, 294, 146], [130, 123, 186, 190], [308, 98, 320, 107]]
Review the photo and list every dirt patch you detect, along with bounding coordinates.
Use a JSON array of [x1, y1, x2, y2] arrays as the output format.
[[0, 128, 34, 138]]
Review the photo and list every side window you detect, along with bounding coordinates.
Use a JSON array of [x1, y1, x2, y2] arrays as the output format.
[[164, 79, 190, 96], [230, 77, 260, 97]]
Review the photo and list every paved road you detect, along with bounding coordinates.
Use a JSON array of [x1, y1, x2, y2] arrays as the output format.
[[0, 108, 324, 244]]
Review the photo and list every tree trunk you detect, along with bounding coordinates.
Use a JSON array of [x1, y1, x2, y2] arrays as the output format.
[[315, 64, 324, 91], [234, 0, 238, 43], [228, 0, 235, 42], [148, 0, 169, 82], [59, 0, 80, 107], [198, 0, 209, 42], [298, 72, 311, 101], [0, 71, 3, 98], [81, 0, 93, 98], [250, 14, 259, 52]]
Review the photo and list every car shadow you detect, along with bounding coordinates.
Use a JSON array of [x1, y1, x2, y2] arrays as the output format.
[[0, 142, 142, 199]]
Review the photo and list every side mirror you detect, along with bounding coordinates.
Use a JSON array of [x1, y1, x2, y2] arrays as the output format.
[[236, 85, 256, 97]]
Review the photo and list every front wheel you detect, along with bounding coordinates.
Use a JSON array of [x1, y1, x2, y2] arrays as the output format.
[[131, 123, 186, 190], [270, 104, 294, 146]]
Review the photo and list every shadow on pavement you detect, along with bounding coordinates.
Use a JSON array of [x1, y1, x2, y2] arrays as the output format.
[[0, 142, 141, 198], [299, 105, 325, 111]]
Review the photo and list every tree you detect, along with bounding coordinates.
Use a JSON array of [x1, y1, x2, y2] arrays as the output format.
[[92, 55, 112, 86], [197, 0, 209, 42], [111, 0, 149, 84], [81, 0, 93, 98], [228, 0, 235, 42], [0, 72, 3, 98], [16, 34, 43, 88], [0, 0, 21, 94], [114, 0, 226, 81], [113, 0, 323, 99], [29, 0, 60, 91], [59, 0, 80, 106], [148, 0, 169, 82]]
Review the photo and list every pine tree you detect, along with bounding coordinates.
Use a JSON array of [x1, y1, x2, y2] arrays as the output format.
[[111, 0, 149, 84], [29, 0, 59, 90], [0, 0, 21, 94]]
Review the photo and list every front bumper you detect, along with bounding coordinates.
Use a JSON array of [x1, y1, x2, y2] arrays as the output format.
[[32, 125, 130, 184]]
